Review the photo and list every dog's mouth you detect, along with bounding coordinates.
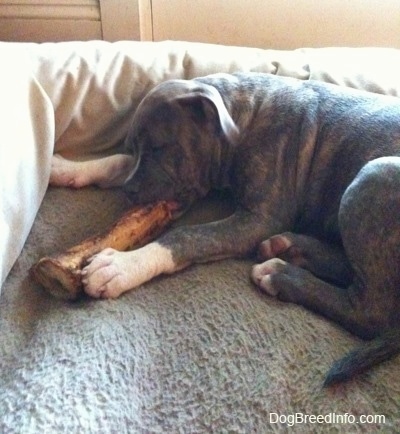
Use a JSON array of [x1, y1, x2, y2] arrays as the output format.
[[123, 188, 190, 220], [167, 200, 187, 219], [122, 166, 199, 220], [161, 192, 197, 219]]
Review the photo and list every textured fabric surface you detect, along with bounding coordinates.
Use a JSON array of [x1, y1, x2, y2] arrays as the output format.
[[1, 187, 399, 432]]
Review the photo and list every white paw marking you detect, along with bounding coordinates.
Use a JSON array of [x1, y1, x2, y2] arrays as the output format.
[[258, 234, 292, 259], [251, 258, 287, 296], [49, 153, 138, 188], [49, 154, 84, 187], [81, 243, 176, 299]]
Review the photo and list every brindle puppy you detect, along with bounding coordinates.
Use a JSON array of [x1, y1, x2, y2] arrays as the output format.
[[51, 72, 400, 385]]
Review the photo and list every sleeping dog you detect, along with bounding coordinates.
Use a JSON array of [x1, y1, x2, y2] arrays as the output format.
[[51, 72, 400, 385]]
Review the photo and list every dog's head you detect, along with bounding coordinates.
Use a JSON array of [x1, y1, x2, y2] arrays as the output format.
[[123, 79, 239, 214]]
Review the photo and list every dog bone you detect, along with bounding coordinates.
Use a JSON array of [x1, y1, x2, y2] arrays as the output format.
[[31, 201, 174, 300]]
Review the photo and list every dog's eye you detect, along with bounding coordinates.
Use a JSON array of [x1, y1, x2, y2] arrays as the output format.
[[151, 147, 164, 159], [150, 138, 172, 155], [151, 138, 169, 149]]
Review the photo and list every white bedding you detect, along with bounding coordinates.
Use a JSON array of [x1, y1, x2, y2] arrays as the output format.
[[2, 40, 400, 288]]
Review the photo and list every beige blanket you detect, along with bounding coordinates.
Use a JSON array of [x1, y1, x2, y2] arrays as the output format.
[[1, 41, 400, 432]]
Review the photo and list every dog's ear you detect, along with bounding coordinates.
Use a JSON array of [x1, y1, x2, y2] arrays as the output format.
[[175, 87, 239, 144]]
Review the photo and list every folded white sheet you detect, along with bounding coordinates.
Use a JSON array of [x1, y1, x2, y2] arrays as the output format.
[[0, 44, 54, 287]]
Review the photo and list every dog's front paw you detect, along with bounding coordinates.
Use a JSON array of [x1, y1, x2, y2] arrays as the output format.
[[50, 154, 86, 188], [82, 248, 153, 299], [50, 154, 137, 189], [251, 258, 287, 296], [81, 248, 137, 298], [81, 243, 175, 299]]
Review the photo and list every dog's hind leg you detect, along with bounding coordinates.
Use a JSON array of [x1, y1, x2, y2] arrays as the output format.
[[257, 232, 353, 286], [252, 258, 370, 336], [253, 157, 400, 336], [252, 157, 400, 383], [337, 157, 400, 334], [323, 156, 400, 384]]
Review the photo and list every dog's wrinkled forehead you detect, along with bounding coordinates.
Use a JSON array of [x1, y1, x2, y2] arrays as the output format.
[[125, 76, 238, 157], [148, 79, 202, 100], [124, 81, 192, 157], [143, 79, 199, 108], [129, 80, 193, 134]]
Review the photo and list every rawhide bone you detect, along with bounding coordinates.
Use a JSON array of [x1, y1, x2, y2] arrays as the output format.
[[31, 201, 174, 300]]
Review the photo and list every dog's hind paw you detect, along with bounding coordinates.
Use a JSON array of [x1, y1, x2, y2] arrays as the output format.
[[258, 234, 291, 259], [257, 233, 352, 286], [258, 233, 306, 267], [251, 258, 287, 296]]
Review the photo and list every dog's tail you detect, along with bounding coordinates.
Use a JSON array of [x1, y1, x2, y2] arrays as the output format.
[[324, 328, 400, 387]]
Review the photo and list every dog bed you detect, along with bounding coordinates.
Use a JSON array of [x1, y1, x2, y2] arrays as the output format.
[[1, 40, 400, 432]]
